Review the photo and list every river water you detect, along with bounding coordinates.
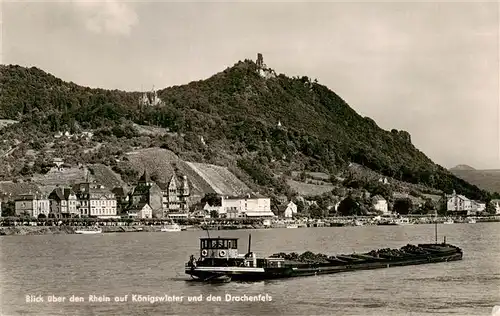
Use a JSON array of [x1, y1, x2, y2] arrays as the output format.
[[1, 223, 499, 316]]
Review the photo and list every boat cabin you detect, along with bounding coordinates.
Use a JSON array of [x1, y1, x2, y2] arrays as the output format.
[[196, 236, 285, 268], [200, 237, 239, 259]]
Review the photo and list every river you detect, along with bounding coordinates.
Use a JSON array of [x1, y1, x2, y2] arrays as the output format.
[[1, 223, 499, 316]]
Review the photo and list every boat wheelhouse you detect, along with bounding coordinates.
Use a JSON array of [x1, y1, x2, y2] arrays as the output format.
[[186, 235, 286, 281]]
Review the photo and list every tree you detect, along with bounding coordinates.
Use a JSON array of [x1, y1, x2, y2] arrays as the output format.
[[201, 193, 221, 206], [295, 199, 305, 214], [486, 201, 496, 215], [337, 196, 362, 216], [1, 201, 15, 217], [393, 198, 413, 215], [418, 199, 436, 214], [309, 204, 324, 218]]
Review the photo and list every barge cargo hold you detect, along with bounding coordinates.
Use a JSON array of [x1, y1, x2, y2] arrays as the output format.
[[185, 235, 463, 282]]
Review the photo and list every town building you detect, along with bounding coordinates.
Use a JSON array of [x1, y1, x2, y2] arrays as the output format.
[[203, 202, 223, 217], [283, 201, 297, 218], [14, 193, 50, 218], [446, 190, 474, 215], [158, 174, 190, 217], [445, 190, 485, 215], [473, 201, 486, 213], [371, 195, 389, 215], [112, 187, 129, 214], [48, 187, 79, 218], [220, 194, 275, 218], [72, 183, 117, 218], [129, 171, 163, 217], [138, 86, 163, 107], [127, 203, 153, 219], [378, 177, 389, 184]]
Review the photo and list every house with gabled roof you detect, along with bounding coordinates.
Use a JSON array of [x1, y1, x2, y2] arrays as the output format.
[[48, 187, 78, 218], [129, 170, 162, 217], [127, 203, 152, 219], [157, 174, 191, 217], [371, 195, 389, 215]]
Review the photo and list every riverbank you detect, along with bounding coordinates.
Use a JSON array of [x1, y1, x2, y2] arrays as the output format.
[[0, 225, 200, 236], [2, 218, 500, 235]]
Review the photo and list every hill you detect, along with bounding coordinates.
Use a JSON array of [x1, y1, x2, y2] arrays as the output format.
[[0, 56, 494, 201], [449, 168, 500, 194], [450, 164, 476, 171]]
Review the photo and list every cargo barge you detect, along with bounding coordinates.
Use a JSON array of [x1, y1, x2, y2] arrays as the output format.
[[185, 234, 463, 282]]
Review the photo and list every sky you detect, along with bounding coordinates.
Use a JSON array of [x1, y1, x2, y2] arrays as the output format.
[[2, 1, 499, 170]]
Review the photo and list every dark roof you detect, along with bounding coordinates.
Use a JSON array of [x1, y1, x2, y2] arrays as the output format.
[[49, 187, 75, 200], [132, 184, 152, 195], [127, 202, 150, 212], [156, 182, 169, 190], [138, 170, 150, 183]]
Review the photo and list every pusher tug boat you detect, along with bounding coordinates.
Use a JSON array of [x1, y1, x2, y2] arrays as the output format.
[[185, 233, 463, 282]]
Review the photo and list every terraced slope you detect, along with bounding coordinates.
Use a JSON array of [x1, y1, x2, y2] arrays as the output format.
[[121, 148, 251, 200], [185, 162, 251, 196]]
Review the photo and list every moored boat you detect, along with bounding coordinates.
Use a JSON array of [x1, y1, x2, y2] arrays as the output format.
[[286, 224, 298, 229], [185, 234, 463, 282], [466, 218, 476, 224], [443, 218, 454, 225], [393, 217, 414, 226], [161, 223, 181, 232], [75, 225, 102, 234]]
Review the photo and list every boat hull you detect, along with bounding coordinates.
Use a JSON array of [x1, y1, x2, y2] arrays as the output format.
[[186, 245, 463, 281], [75, 230, 102, 234]]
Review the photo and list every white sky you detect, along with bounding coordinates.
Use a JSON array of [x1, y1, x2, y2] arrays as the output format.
[[2, 1, 499, 169]]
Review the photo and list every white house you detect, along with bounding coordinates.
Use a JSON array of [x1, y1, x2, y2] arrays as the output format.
[[221, 195, 275, 218], [446, 190, 474, 213], [372, 195, 389, 215], [127, 203, 153, 219], [283, 201, 297, 218], [72, 183, 117, 218], [378, 177, 389, 185]]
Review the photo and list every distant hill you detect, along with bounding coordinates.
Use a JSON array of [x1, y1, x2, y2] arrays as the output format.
[[0, 56, 494, 201], [449, 168, 500, 194], [450, 164, 476, 171]]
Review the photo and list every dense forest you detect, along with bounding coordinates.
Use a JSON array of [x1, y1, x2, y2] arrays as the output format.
[[0, 58, 493, 201]]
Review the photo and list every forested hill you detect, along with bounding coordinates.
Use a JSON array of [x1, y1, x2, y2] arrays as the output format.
[[0, 57, 492, 201]]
